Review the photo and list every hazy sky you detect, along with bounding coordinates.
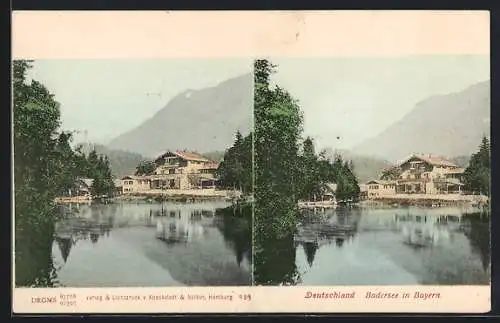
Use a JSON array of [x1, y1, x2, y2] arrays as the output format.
[[27, 59, 253, 144], [27, 56, 489, 150], [270, 55, 490, 150]]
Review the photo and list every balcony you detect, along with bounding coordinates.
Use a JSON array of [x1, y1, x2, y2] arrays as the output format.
[[433, 177, 463, 185], [158, 163, 181, 169], [397, 178, 431, 184]]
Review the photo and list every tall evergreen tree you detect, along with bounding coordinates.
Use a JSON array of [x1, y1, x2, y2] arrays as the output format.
[[217, 130, 252, 194], [464, 136, 490, 196], [254, 59, 303, 239], [135, 160, 156, 176], [253, 59, 361, 285]]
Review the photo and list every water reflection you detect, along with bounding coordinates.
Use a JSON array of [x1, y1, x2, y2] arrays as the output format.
[[15, 201, 252, 287], [15, 217, 60, 287], [254, 233, 300, 286], [255, 206, 490, 286]]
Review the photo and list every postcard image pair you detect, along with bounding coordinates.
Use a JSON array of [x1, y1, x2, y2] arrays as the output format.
[[11, 10, 491, 314]]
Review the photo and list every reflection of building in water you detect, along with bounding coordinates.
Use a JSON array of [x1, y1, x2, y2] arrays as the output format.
[[155, 208, 211, 243], [295, 208, 362, 263], [396, 213, 462, 248], [357, 209, 464, 248]]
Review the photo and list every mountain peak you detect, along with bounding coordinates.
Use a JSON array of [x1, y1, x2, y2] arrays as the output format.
[[107, 74, 253, 157], [352, 80, 490, 162]]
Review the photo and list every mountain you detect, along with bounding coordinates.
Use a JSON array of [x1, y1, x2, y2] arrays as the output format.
[[91, 144, 147, 178], [107, 73, 253, 158], [322, 148, 391, 183], [352, 81, 490, 162]]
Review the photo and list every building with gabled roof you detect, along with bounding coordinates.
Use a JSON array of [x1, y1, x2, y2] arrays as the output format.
[[365, 153, 466, 199], [396, 154, 465, 194], [118, 150, 221, 192], [74, 177, 94, 196]]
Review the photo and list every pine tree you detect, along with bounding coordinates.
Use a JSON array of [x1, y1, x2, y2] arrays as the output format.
[[216, 130, 252, 193], [464, 136, 490, 196], [135, 160, 156, 176]]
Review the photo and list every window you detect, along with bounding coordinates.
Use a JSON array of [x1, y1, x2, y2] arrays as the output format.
[[169, 169, 175, 174]]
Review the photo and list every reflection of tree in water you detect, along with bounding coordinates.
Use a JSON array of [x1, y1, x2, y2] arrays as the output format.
[[302, 241, 319, 267], [90, 232, 100, 244], [461, 211, 490, 273], [55, 237, 74, 263], [52, 205, 113, 264], [15, 216, 60, 287], [254, 234, 300, 285], [213, 204, 252, 267]]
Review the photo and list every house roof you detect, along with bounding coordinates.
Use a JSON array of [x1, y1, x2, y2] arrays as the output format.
[[381, 165, 399, 172], [399, 154, 458, 168], [154, 150, 210, 163], [366, 180, 395, 185], [323, 183, 337, 192], [121, 175, 152, 180], [175, 150, 209, 162], [76, 178, 94, 187]]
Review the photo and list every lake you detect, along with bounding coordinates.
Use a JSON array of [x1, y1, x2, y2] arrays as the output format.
[[255, 205, 490, 286], [17, 201, 252, 287]]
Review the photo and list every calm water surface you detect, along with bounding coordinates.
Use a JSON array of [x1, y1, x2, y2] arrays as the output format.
[[255, 205, 490, 286], [293, 206, 490, 285], [48, 201, 251, 287]]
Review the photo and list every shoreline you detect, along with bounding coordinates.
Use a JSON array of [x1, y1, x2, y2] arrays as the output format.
[[361, 194, 488, 208], [55, 190, 250, 205], [298, 194, 488, 211]]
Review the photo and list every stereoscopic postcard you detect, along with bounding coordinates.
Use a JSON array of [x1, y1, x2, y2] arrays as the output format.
[[11, 10, 490, 314]]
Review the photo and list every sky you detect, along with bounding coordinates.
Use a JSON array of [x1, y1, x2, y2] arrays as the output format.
[[26, 59, 253, 144], [270, 55, 490, 151], [26, 56, 489, 150]]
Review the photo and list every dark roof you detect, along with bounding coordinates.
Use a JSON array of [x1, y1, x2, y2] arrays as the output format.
[[400, 154, 458, 168]]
